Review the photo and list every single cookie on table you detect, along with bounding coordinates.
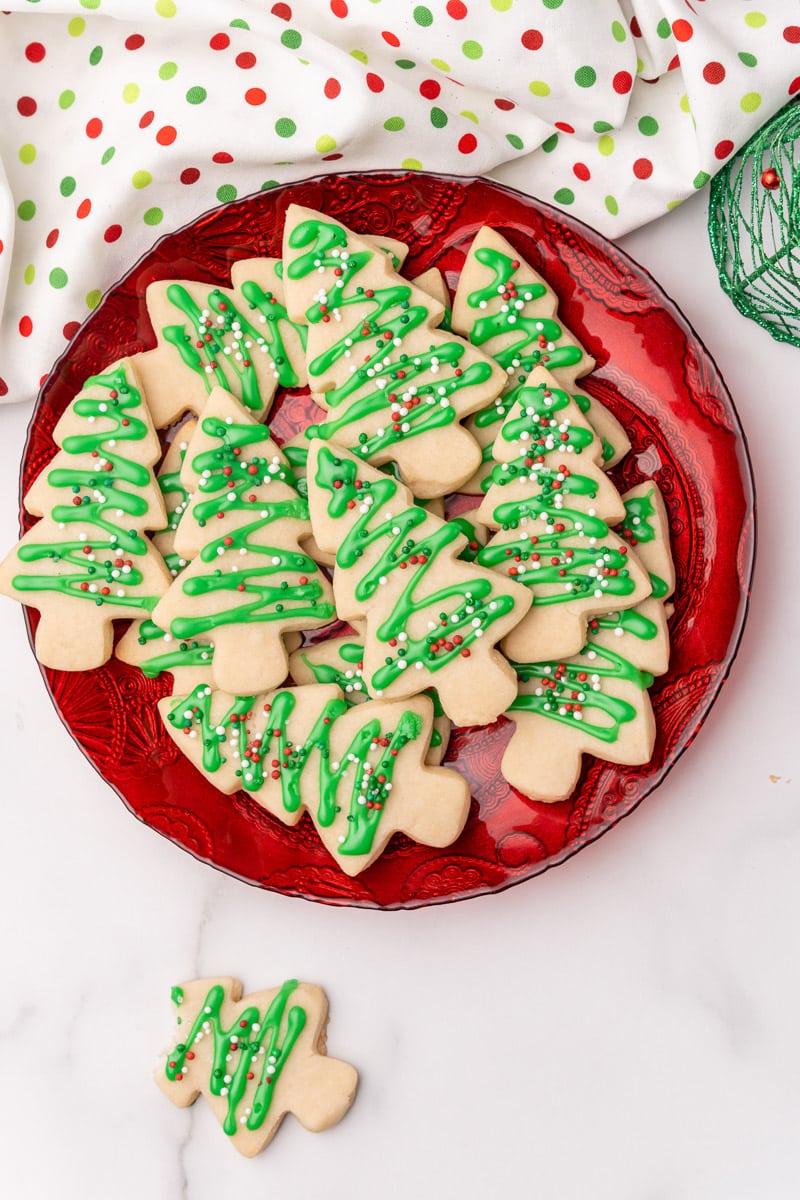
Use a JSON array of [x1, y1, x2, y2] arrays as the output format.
[[151, 389, 335, 695], [501, 481, 675, 802], [281, 204, 505, 498], [450, 225, 629, 492], [476, 366, 651, 663], [156, 976, 358, 1158], [306, 440, 531, 727], [0, 359, 172, 669], [159, 682, 470, 874]]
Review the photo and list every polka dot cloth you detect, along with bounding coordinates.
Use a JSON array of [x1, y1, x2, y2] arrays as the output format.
[[1, 0, 798, 403]]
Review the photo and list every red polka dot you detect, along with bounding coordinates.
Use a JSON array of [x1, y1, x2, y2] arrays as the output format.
[[672, 19, 693, 41], [573, 162, 591, 182], [125, 34, 145, 51], [714, 139, 734, 159], [245, 87, 267, 105], [0, 377, 7, 398], [447, 0, 468, 17], [521, 29, 543, 51], [19, 316, 33, 338], [330, 0, 348, 15], [495, 97, 515, 111], [668, 54, 680, 71], [633, 157, 653, 179], [25, 43, 46, 64], [213, 151, 234, 164], [613, 70, 633, 94], [76, 198, 92, 219], [63, 322, 81, 341], [180, 167, 200, 184], [366, 73, 385, 93], [783, 26, 800, 42], [139, 110, 155, 129], [45, 228, 59, 248], [324, 77, 341, 99], [702, 61, 725, 84], [419, 79, 440, 100], [629, 16, 642, 37], [210, 32, 230, 50], [555, 121, 575, 134], [236, 51, 256, 69], [85, 117, 103, 139], [458, 133, 477, 154], [788, 76, 800, 95], [322, 152, 343, 161], [381, 31, 401, 47], [104, 224, 122, 242], [0, 240, 3, 254], [271, 3, 292, 18], [156, 125, 177, 145], [17, 96, 37, 117]]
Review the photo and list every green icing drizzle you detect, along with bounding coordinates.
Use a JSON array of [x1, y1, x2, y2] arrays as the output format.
[[134, 617, 215, 678], [315, 447, 516, 690], [165, 979, 306, 1136]]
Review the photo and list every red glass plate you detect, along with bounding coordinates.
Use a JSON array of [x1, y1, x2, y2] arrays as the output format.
[[19, 172, 755, 908]]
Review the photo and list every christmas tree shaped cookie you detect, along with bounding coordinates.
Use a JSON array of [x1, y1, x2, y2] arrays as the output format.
[[151, 419, 195, 579], [306, 441, 531, 726], [159, 683, 470, 874], [115, 617, 217, 694], [156, 977, 358, 1158], [501, 482, 675, 802], [476, 367, 650, 663], [281, 204, 506, 497], [152, 391, 335, 695], [451, 226, 629, 491], [0, 361, 172, 669]]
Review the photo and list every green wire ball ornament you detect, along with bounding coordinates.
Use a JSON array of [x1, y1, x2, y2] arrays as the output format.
[[709, 99, 800, 347]]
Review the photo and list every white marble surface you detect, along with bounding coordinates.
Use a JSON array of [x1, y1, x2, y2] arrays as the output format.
[[1, 189, 798, 1200]]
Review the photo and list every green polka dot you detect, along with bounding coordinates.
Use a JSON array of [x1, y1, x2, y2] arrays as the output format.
[[275, 117, 297, 137], [155, 0, 177, 15], [60, 177, 76, 197], [460, 110, 478, 123], [384, 116, 405, 131], [413, 5, 433, 25], [49, 267, 68, 289], [281, 29, 302, 49], [67, 17, 86, 35], [542, 0, 563, 8], [122, 83, 140, 103], [679, 93, 690, 114], [132, 169, 153, 189], [598, 135, 615, 156], [18, 199, 36, 220], [86, 289, 102, 310], [159, 61, 178, 80], [604, 195, 619, 216], [261, 180, 279, 190], [79, 0, 100, 9], [506, 133, 524, 150], [143, 207, 164, 225], [554, 188, 574, 205], [492, 0, 513, 8], [574, 65, 597, 88], [740, 92, 762, 112], [101, 146, 116, 164], [402, 158, 423, 170], [738, 52, 758, 67], [638, 115, 659, 136], [656, 17, 671, 37], [315, 134, 337, 153], [89, 45, 103, 66], [230, 18, 250, 30], [59, 89, 76, 109], [693, 171, 710, 189], [462, 40, 483, 59], [186, 86, 207, 104], [395, 59, 416, 69], [529, 80, 551, 97], [19, 144, 36, 164], [636, 56, 645, 75], [430, 107, 448, 128], [541, 133, 558, 152], [350, 50, 369, 64], [666, 200, 683, 212], [431, 57, 450, 72], [24, 264, 35, 285], [744, 11, 766, 27], [593, 120, 613, 133], [611, 19, 626, 41]]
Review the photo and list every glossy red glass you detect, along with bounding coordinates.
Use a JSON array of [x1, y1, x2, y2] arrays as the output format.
[[19, 172, 755, 908]]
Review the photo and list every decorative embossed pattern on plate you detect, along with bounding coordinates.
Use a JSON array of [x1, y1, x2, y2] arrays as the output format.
[[17, 172, 754, 908]]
